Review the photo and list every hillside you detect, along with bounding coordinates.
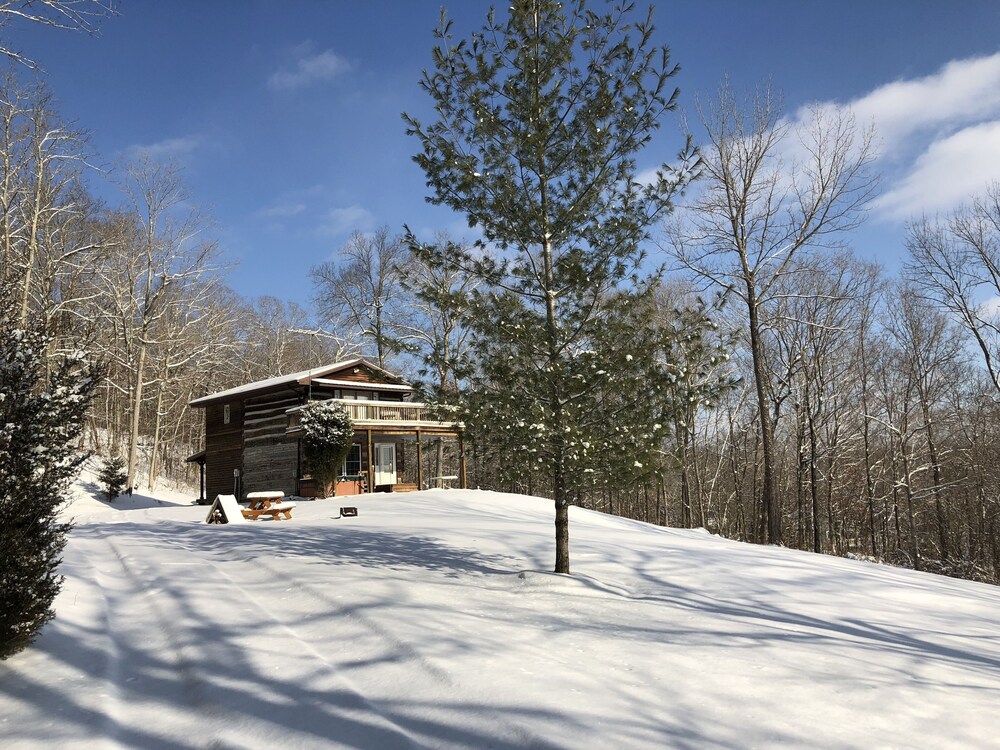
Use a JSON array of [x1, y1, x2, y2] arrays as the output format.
[[1, 482, 998, 749]]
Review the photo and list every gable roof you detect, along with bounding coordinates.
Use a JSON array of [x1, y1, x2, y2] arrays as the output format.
[[188, 358, 410, 407]]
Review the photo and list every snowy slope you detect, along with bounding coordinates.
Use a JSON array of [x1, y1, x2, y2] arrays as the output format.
[[1, 482, 998, 749]]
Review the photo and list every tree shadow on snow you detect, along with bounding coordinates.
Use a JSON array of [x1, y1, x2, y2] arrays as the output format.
[[76, 521, 516, 577], [78, 480, 192, 511]]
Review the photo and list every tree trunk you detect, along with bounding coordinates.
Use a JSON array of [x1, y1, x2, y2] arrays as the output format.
[[808, 397, 821, 554], [126, 341, 147, 490], [900, 445, 921, 571], [147, 373, 166, 492], [795, 400, 807, 549], [921, 399, 949, 561], [746, 288, 781, 545], [18, 149, 45, 327]]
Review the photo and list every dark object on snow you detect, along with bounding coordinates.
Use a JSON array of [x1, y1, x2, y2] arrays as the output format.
[[339, 507, 358, 518]]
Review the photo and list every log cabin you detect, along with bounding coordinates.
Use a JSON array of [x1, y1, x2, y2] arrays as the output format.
[[186, 359, 465, 502]]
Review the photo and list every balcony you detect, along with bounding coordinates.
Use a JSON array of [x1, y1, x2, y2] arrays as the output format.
[[287, 398, 458, 432]]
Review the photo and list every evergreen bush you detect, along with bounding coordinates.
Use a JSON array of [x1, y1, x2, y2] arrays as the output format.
[[300, 400, 354, 497], [0, 312, 98, 659], [97, 455, 127, 501]]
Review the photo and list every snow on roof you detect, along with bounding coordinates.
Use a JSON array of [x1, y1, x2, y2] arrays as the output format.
[[189, 359, 410, 407]]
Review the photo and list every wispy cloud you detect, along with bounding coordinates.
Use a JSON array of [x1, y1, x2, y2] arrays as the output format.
[[316, 204, 374, 237], [124, 135, 203, 161], [258, 202, 307, 219], [978, 294, 1000, 320], [844, 53, 1000, 158], [796, 52, 1000, 220], [875, 121, 1000, 219], [268, 49, 352, 91]]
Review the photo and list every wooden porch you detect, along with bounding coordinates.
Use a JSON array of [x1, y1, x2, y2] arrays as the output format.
[[286, 399, 465, 496]]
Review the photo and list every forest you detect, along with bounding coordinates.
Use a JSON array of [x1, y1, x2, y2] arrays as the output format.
[[3, 0, 1000, 589]]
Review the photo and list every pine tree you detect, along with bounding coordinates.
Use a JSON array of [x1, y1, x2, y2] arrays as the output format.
[[404, 0, 696, 572], [0, 281, 98, 659], [97, 455, 127, 501]]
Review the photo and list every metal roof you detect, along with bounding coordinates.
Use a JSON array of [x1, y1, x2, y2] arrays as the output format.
[[188, 359, 410, 407]]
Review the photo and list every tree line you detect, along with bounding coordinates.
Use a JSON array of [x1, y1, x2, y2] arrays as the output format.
[[5, 0, 999, 603]]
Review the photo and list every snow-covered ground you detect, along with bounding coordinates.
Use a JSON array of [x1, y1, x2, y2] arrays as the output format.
[[2, 479, 999, 749]]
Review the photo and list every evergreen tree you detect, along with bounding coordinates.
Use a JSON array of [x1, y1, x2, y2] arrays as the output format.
[[405, 0, 696, 572], [0, 281, 98, 659], [300, 400, 354, 497], [97, 455, 127, 501]]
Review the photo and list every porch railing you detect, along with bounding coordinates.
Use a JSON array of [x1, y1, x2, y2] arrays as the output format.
[[322, 398, 455, 426]]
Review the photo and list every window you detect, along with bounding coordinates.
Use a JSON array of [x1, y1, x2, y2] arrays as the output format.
[[223, 404, 231, 424], [341, 444, 362, 477]]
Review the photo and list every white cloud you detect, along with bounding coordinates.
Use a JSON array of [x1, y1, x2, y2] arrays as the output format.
[[316, 204, 374, 237], [125, 135, 202, 161], [789, 52, 1000, 221], [258, 202, 307, 219], [844, 52, 1000, 157], [875, 121, 1000, 220], [268, 49, 352, 91], [978, 294, 1000, 320]]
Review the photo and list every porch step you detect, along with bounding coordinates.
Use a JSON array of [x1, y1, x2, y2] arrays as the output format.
[[391, 483, 419, 493]]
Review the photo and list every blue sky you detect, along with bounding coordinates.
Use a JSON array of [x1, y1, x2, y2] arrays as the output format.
[[12, 0, 1000, 303]]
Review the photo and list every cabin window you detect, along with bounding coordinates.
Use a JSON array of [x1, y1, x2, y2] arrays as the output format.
[[223, 404, 231, 424], [341, 444, 362, 477]]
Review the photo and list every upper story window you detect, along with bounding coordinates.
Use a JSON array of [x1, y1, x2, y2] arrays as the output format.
[[223, 404, 231, 424]]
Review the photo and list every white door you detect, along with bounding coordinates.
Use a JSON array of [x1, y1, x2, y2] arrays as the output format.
[[374, 443, 397, 486]]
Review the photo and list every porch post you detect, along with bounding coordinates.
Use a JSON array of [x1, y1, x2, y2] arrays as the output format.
[[416, 428, 423, 490], [458, 432, 467, 489], [199, 458, 205, 503], [366, 428, 374, 493]]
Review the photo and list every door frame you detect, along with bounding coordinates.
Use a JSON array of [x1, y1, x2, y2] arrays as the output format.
[[374, 442, 397, 486]]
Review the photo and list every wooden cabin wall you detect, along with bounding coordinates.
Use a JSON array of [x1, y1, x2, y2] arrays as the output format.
[[335, 368, 388, 383], [205, 400, 244, 500], [242, 390, 302, 498]]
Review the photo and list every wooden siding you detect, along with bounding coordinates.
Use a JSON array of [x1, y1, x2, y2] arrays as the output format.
[[196, 361, 451, 500], [333, 364, 397, 383], [241, 392, 302, 497], [205, 400, 243, 500]]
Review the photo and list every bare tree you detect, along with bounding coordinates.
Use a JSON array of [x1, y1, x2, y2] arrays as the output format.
[[885, 285, 965, 562], [311, 227, 407, 369], [668, 82, 877, 544], [0, 0, 117, 67], [400, 232, 477, 394], [15, 86, 90, 327], [99, 158, 220, 490], [242, 296, 360, 380], [906, 183, 1000, 395]]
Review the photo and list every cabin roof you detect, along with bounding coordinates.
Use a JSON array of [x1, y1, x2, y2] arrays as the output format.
[[188, 358, 410, 407], [310, 378, 413, 392]]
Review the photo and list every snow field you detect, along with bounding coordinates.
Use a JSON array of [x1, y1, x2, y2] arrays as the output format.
[[1, 485, 998, 748]]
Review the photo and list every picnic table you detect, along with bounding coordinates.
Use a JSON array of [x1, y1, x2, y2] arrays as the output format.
[[243, 491, 296, 521]]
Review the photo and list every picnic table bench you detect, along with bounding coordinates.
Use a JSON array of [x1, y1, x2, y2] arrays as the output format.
[[244, 491, 296, 521]]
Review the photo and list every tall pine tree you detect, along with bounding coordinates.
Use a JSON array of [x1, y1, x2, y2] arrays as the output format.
[[0, 279, 98, 658], [405, 0, 696, 572]]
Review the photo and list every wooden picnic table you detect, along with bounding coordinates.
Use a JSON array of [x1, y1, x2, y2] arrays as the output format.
[[245, 491, 284, 509], [243, 491, 295, 521]]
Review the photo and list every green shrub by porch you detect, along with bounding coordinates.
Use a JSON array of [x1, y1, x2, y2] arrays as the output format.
[[300, 401, 354, 497]]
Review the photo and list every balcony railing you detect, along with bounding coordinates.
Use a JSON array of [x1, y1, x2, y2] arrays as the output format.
[[293, 398, 457, 428]]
